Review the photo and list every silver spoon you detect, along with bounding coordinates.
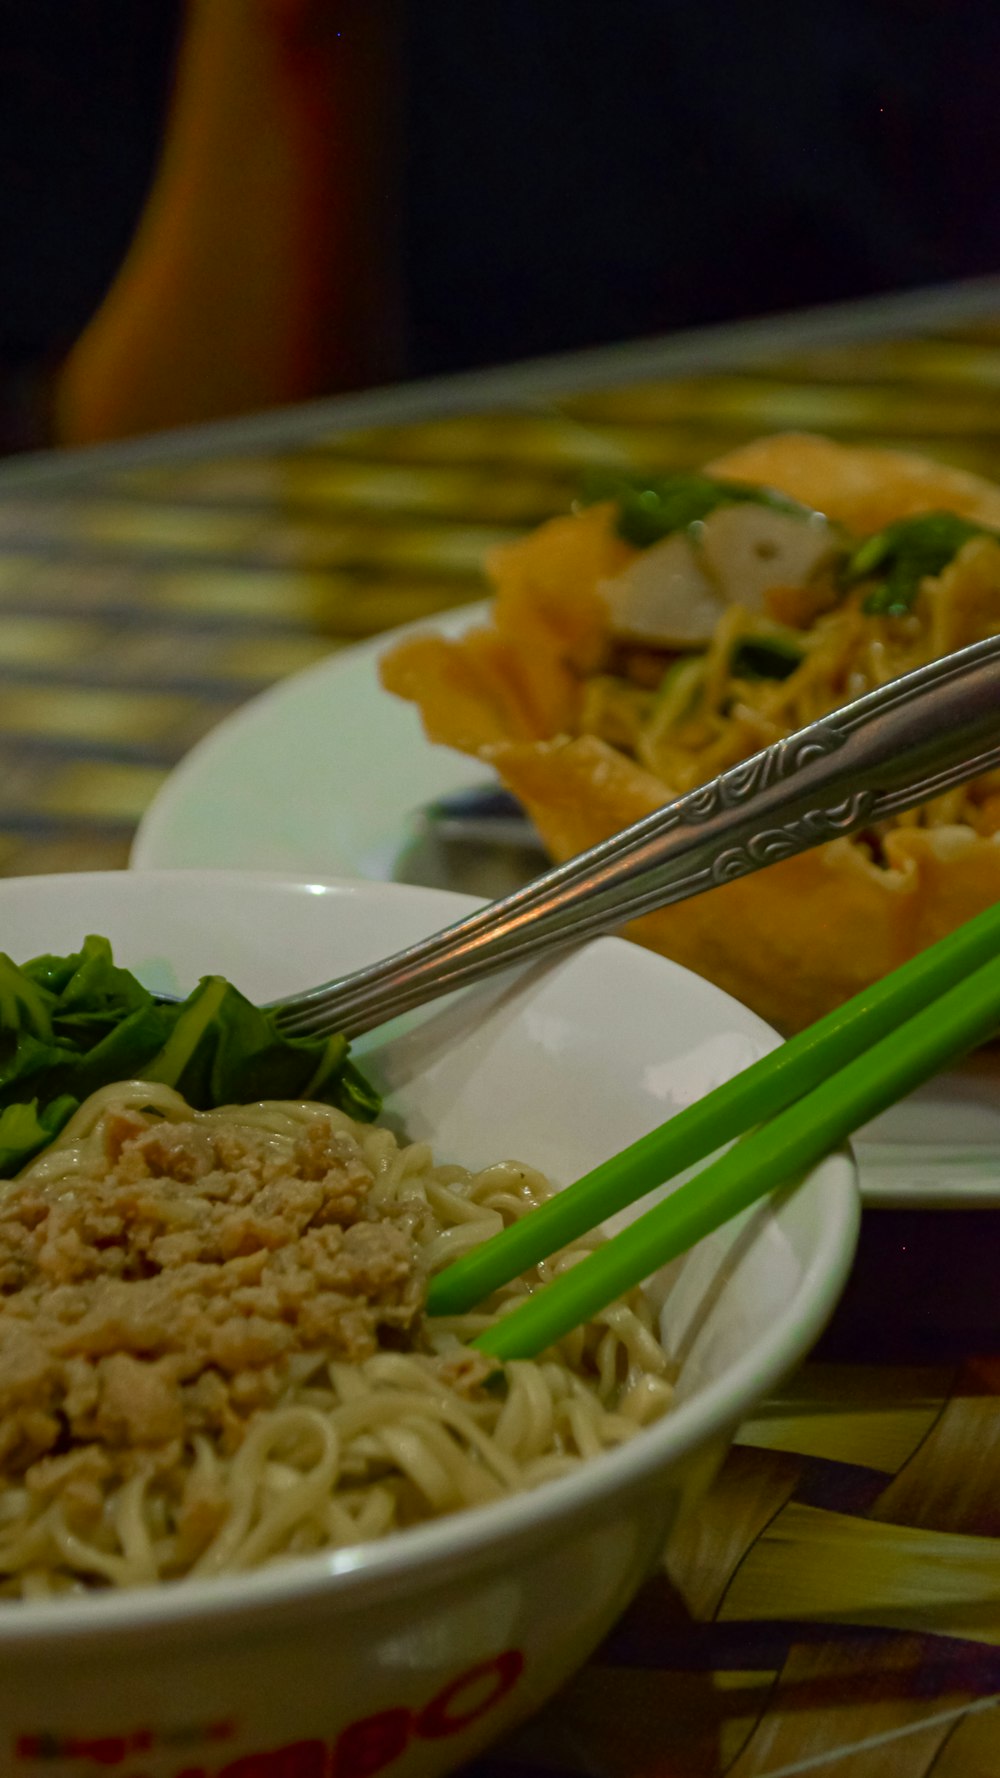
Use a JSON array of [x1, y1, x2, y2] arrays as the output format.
[[158, 635, 1000, 1039]]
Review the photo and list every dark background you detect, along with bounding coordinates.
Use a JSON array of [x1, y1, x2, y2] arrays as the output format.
[[2, 0, 1000, 452]]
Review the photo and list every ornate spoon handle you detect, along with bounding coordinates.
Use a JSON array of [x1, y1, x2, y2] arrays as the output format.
[[279, 634, 1000, 1037]]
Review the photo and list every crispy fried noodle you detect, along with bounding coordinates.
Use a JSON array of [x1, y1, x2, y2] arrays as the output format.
[[380, 434, 1000, 1032], [0, 1086, 673, 1597]]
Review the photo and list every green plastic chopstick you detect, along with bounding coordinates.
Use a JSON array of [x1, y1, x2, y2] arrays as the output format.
[[467, 936, 1000, 1360], [427, 896, 1000, 1322]]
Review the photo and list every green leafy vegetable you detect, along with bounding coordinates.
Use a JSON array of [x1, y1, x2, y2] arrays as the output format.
[[0, 935, 380, 1177], [730, 633, 804, 681], [0, 1097, 78, 1177], [643, 657, 706, 740], [654, 655, 704, 703], [842, 512, 995, 616], [580, 469, 815, 549]]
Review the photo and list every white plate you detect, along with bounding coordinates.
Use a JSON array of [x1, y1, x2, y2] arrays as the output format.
[[133, 610, 1000, 1207], [134, 606, 493, 883]]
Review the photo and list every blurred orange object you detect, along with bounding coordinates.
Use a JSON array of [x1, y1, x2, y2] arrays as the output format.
[[56, 0, 396, 445]]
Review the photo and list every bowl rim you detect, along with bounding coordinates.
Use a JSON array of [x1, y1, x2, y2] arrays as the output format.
[[0, 870, 860, 1648]]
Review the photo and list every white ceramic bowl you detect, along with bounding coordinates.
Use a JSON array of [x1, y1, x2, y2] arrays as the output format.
[[0, 872, 858, 1778]]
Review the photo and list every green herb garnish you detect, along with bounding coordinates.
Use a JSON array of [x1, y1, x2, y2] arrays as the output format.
[[843, 512, 995, 616], [0, 935, 380, 1176], [730, 633, 804, 681], [580, 470, 815, 550]]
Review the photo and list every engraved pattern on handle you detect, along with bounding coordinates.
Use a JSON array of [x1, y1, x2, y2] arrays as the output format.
[[708, 790, 879, 886], [663, 724, 848, 827], [673, 639, 997, 830]]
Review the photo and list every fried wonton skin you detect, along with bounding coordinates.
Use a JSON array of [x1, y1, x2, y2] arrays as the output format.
[[379, 502, 629, 752], [709, 432, 1000, 532], [380, 434, 1000, 1033], [483, 736, 1000, 1034]]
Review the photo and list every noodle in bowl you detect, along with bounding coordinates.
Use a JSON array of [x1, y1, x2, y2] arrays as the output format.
[[2, 1084, 671, 1598], [0, 871, 858, 1778]]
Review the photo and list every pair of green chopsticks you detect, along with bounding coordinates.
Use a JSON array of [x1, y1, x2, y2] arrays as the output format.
[[426, 897, 1000, 1360]]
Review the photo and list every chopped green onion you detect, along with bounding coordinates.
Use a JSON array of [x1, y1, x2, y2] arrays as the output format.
[[580, 470, 817, 550], [730, 633, 804, 681], [842, 512, 996, 616]]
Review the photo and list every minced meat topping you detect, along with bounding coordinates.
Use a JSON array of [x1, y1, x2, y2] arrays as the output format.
[[0, 1114, 424, 1483]]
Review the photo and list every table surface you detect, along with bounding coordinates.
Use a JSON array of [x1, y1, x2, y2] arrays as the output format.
[[3, 282, 1000, 1776]]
